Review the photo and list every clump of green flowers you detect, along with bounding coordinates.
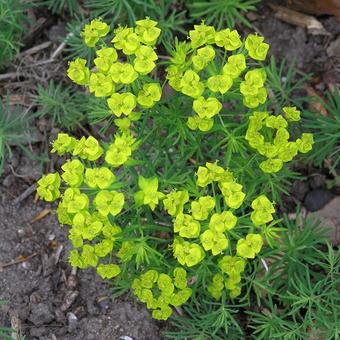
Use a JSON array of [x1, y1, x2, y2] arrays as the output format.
[[245, 109, 314, 173], [132, 268, 192, 320], [166, 23, 270, 131], [67, 17, 162, 128], [36, 18, 314, 322]]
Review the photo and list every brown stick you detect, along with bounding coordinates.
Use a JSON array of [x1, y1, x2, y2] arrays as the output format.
[[0, 252, 40, 271]]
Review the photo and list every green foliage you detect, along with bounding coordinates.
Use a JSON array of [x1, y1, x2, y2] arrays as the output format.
[[85, 0, 154, 25], [304, 88, 340, 171], [0, 300, 13, 340], [34, 0, 78, 15], [35, 80, 88, 130], [247, 237, 340, 340], [36, 17, 322, 333], [64, 16, 96, 63], [265, 56, 311, 111], [0, 0, 28, 68], [188, 0, 261, 29], [164, 211, 339, 339], [0, 98, 33, 175]]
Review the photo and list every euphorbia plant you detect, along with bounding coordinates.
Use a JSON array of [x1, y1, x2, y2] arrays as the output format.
[[37, 18, 314, 321]]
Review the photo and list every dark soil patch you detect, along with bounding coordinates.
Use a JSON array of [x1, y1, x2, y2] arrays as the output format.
[[0, 185, 160, 340]]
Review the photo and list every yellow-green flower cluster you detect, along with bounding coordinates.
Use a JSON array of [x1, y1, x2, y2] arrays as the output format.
[[37, 173, 61, 202], [134, 176, 165, 211], [37, 132, 141, 280], [240, 69, 267, 109], [250, 195, 275, 226], [245, 109, 314, 173], [208, 255, 246, 299], [164, 162, 248, 268], [67, 18, 162, 127], [132, 268, 192, 320], [166, 22, 270, 131]]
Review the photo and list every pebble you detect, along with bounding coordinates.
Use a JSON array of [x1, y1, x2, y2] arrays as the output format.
[[304, 188, 335, 212], [28, 302, 55, 326], [67, 312, 79, 333]]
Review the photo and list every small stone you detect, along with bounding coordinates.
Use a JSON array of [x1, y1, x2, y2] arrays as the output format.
[[66, 274, 78, 289], [304, 188, 335, 212], [3, 174, 15, 187], [60, 290, 79, 312], [28, 303, 54, 326], [292, 180, 309, 201], [21, 261, 31, 270], [309, 173, 326, 189], [55, 308, 66, 323], [96, 296, 111, 312], [30, 327, 47, 338], [312, 196, 340, 245], [67, 312, 78, 333], [327, 36, 340, 57]]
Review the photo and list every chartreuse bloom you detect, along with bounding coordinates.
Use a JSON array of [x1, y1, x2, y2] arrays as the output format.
[[112, 27, 139, 53], [251, 195, 275, 226], [105, 132, 137, 167], [132, 268, 191, 320], [135, 17, 161, 45], [180, 70, 205, 98], [209, 211, 237, 232], [219, 181, 245, 209], [218, 255, 246, 298], [84, 167, 115, 189], [187, 115, 214, 132], [37, 173, 61, 202], [134, 176, 165, 210], [107, 92, 137, 117], [245, 111, 314, 173], [94, 47, 118, 72], [237, 234, 263, 259], [200, 229, 229, 255], [193, 96, 222, 119], [240, 68, 267, 109], [245, 34, 269, 61], [67, 58, 90, 85], [174, 213, 201, 238], [207, 74, 233, 94], [134, 45, 158, 74], [61, 159, 84, 187], [163, 190, 189, 216], [62, 188, 89, 214], [73, 136, 103, 161], [173, 237, 205, 267], [109, 62, 138, 84], [208, 273, 225, 300], [94, 190, 125, 216], [137, 83, 162, 108], [89, 72, 114, 97], [191, 196, 215, 220], [82, 19, 110, 47], [223, 54, 246, 79], [51, 133, 77, 155], [192, 45, 215, 71], [283, 106, 301, 122], [215, 28, 242, 51], [189, 22, 215, 48], [296, 133, 314, 153], [97, 264, 121, 279], [196, 161, 233, 187]]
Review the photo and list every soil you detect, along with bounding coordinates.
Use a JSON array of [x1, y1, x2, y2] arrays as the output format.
[[0, 1, 339, 339], [0, 186, 161, 340]]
